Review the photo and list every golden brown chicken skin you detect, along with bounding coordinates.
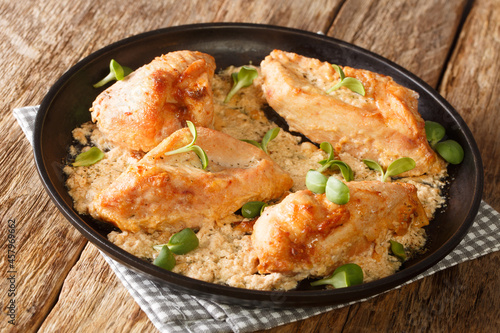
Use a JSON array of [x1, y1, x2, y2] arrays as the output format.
[[90, 51, 216, 152], [89, 127, 293, 233], [252, 181, 428, 277], [260, 50, 445, 177]]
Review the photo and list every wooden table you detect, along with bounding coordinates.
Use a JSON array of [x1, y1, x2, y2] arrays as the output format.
[[1, 0, 499, 331]]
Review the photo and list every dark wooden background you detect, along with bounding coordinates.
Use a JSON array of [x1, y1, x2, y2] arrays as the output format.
[[1, 0, 498, 332]]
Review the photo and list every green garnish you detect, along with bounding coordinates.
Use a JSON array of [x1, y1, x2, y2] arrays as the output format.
[[153, 228, 199, 255], [311, 263, 364, 288], [390, 240, 407, 261], [305, 142, 353, 204], [93, 59, 133, 88], [325, 177, 350, 205], [153, 228, 199, 270], [242, 127, 280, 154], [363, 157, 416, 182], [305, 170, 328, 194], [424, 121, 446, 147], [241, 201, 268, 218], [164, 121, 209, 169], [153, 228, 200, 271], [73, 147, 104, 166], [316, 142, 354, 181], [326, 64, 365, 96], [153, 245, 176, 271], [434, 140, 464, 165], [424, 120, 464, 164], [224, 66, 258, 103]]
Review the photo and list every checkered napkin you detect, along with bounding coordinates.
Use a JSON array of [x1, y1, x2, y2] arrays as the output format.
[[14, 106, 500, 333]]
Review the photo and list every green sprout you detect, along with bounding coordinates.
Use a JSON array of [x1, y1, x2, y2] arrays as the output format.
[[73, 147, 104, 167], [224, 66, 258, 103], [305, 142, 353, 205], [326, 64, 365, 96], [311, 263, 364, 288], [425, 121, 464, 165], [242, 127, 280, 154], [153, 228, 200, 255], [363, 157, 416, 182], [93, 59, 133, 88], [435, 140, 464, 165], [241, 201, 268, 218], [153, 246, 176, 271], [164, 121, 209, 170], [325, 177, 350, 205], [390, 240, 407, 261], [153, 228, 199, 271]]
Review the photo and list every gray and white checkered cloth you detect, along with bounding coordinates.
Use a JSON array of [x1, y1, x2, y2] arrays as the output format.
[[14, 106, 500, 333]]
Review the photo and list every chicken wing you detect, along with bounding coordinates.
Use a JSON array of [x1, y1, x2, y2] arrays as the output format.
[[252, 181, 428, 277], [260, 50, 445, 177], [90, 51, 216, 152], [89, 126, 294, 233]]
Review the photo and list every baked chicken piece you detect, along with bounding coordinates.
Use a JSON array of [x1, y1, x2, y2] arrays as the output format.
[[252, 181, 428, 277], [90, 51, 216, 152], [89, 127, 293, 233], [260, 50, 445, 177]]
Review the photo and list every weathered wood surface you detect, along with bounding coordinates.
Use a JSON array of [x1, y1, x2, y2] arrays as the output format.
[[0, 0, 498, 332]]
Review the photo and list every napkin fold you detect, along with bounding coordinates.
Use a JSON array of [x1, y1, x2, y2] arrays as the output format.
[[14, 106, 500, 333]]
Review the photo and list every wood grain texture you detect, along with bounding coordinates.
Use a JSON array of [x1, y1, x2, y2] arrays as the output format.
[[38, 244, 158, 333], [440, 0, 500, 210], [329, 0, 469, 88], [0, 0, 498, 332]]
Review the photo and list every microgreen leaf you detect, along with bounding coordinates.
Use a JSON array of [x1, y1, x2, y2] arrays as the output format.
[[241, 140, 262, 150], [241, 201, 268, 219], [325, 177, 350, 205], [389, 240, 407, 261], [435, 140, 464, 165], [224, 66, 258, 103], [93, 59, 132, 88], [326, 64, 365, 96], [242, 128, 279, 155], [261, 127, 280, 154], [424, 120, 464, 164], [153, 228, 199, 256], [311, 263, 363, 288], [383, 157, 416, 181], [341, 77, 365, 96], [330, 161, 354, 182], [73, 147, 104, 167], [363, 158, 415, 182], [190, 145, 209, 170], [167, 228, 199, 255], [186, 121, 198, 146], [306, 170, 328, 194], [331, 64, 345, 81], [363, 159, 384, 176], [153, 245, 176, 271], [164, 121, 209, 170], [424, 121, 446, 147], [320, 142, 335, 162]]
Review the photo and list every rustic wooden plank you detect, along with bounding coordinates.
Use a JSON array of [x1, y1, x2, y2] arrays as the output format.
[[0, 122, 87, 332], [440, 0, 500, 210], [38, 244, 158, 333], [328, 0, 469, 88]]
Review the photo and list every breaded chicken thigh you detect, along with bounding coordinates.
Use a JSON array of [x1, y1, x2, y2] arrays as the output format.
[[260, 50, 445, 177], [89, 127, 293, 233], [91, 51, 216, 152], [252, 181, 428, 277]]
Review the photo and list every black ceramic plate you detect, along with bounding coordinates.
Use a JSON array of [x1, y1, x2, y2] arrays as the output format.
[[34, 23, 483, 307]]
